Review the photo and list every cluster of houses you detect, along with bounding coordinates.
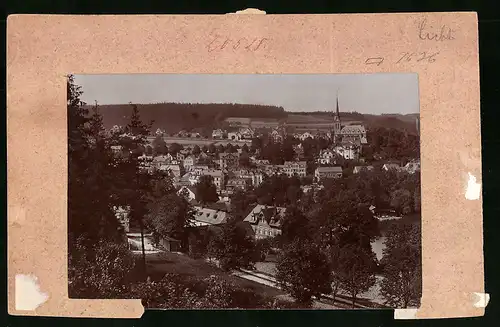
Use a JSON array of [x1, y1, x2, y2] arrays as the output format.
[[112, 98, 420, 251]]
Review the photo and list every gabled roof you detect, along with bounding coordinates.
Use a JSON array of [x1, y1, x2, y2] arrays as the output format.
[[243, 204, 286, 228], [340, 124, 366, 134], [204, 169, 223, 178], [193, 206, 228, 225]]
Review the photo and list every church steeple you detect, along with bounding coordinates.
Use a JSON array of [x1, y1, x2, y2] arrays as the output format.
[[332, 91, 342, 142], [335, 94, 340, 118]]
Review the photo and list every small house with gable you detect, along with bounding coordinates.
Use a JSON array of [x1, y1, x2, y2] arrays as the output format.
[[243, 204, 286, 239]]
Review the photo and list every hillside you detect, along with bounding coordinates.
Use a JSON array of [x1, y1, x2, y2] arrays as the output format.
[[88, 102, 287, 134], [90, 103, 419, 135], [287, 112, 419, 134]]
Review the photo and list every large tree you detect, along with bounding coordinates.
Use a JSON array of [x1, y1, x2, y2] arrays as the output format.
[[67, 76, 137, 297], [380, 223, 422, 308], [275, 240, 332, 305], [146, 193, 195, 245], [152, 135, 168, 155], [209, 220, 257, 271], [334, 243, 377, 308], [280, 205, 311, 244], [195, 175, 219, 204]]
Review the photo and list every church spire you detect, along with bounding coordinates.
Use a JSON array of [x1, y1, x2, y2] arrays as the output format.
[[336, 91, 340, 117]]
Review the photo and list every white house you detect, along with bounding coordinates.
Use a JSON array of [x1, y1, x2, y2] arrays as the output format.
[[283, 161, 307, 178], [243, 204, 286, 239], [183, 155, 196, 171], [334, 141, 361, 160], [317, 148, 337, 165]]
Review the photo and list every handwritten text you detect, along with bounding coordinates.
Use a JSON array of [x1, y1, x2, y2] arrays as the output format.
[[365, 51, 440, 66], [207, 33, 269, 52], [417, 18, 455, 41]]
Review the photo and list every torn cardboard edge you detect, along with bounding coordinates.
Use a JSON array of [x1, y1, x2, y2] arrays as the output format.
[[228, 8, 266, 15], [15, 274, 49, 311], [394, 293, 490, 320]]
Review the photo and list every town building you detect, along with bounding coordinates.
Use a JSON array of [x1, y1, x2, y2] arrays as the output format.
[[177, 185, 198, 201], [226, 178, 248, 193], [314, 166, 343, 181], [269, 129, 284, 143], [227, 132, 243, 141], [317, 148, 337, 165], [191, 206, 229, 227], [203, 170, 225, 191], [218, 152, 240, 170], [298, 132, 314, 141], [331, 96, 368, 144], [239, 127, 255, 139], [264, 164, 285, 176], [212, 129, 224, 139], [252, 159, 270, 166], [183, 155, 197, 171], [233, 169, 264, 187], [158, 164, 181, 178], [191, 165, 210, 175], [283, 161, 307, 178], [225, 117, 252, 127], [293, 144, 304, 159], [333, 141, 361, 160], [243, 205, 286, 239], [353, 165, 375, 174]]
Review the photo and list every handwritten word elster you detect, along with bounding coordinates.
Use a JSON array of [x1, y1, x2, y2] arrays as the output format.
[[417, 18, 455, 41], [207, 34, 269, 52]]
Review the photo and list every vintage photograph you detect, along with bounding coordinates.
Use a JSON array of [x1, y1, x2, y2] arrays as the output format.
[[68, 73, 422, 309]]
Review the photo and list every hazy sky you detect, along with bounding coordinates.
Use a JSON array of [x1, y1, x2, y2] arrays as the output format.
[[74, 74, 419, 114]]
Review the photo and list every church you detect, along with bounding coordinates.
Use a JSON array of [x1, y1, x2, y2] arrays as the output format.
[[331, 96, 368, 145]]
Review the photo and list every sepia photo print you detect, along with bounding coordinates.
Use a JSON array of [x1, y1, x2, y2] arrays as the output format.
[[68, 74, 422, 309]]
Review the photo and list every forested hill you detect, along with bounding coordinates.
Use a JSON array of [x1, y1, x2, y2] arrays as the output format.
[[89, 102, 287, 133], [90, 102, 419, 135]]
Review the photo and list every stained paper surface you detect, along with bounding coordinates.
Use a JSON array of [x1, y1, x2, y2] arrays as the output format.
[[7, 12, 482, 319]]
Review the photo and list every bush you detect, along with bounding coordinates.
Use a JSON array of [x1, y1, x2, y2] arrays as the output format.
[[69, 237, 136, 298]]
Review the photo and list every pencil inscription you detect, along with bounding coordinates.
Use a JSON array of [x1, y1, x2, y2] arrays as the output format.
[[364, 51, 439, 66], [396, 51, 439, 64], [207, 33, 269, 52], [417, 18, 455, 41]]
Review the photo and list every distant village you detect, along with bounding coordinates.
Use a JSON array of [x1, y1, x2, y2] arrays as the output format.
[[111, 98, 420, 239]]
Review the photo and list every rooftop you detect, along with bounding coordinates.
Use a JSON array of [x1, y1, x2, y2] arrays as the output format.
[[316, 166, 343, 173]]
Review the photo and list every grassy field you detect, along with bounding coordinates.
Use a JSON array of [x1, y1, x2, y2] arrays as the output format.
[[136, 251, 285, 299]]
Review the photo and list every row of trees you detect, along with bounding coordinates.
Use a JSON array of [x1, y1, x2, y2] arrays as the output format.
[[68, 76, 198, 297]]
